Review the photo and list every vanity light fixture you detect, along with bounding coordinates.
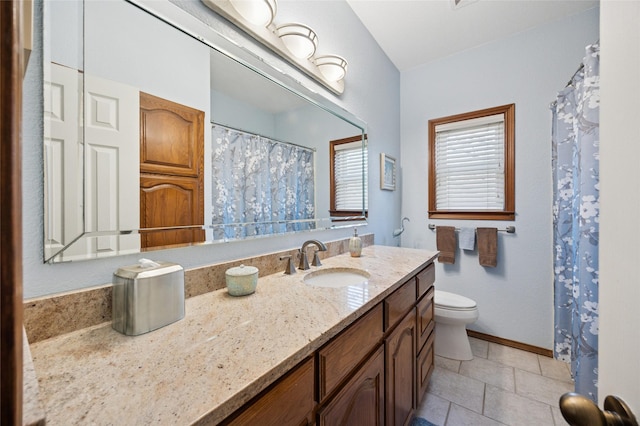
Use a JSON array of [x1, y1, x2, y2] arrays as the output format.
[[228, 0, 276, 27], [202, 0, 347, 95], [276, 23, 318, 59], [314, 55, 348, 82]]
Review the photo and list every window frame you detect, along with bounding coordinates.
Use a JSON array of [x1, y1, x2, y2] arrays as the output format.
[[428, 104, 515, 220], [329, 134, 368, 221]]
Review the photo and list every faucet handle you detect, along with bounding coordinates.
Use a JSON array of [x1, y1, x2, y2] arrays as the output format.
[[311, 249, 322, 267], [279, 255, 296, 275], [298, 249, 310, 271]]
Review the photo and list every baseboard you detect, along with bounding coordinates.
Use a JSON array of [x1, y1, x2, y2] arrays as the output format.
[[467, 330, 553, 358]]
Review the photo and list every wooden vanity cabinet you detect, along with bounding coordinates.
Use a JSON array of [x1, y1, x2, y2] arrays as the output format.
[[384, 263, 436, 426], [415, 264, 436, 407], [223, 357, 315, 426], [221, 261, 436, 426], [318, 264, 436, 426]]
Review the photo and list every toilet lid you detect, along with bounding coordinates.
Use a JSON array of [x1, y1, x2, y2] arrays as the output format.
[[435, 290, 477, 309]]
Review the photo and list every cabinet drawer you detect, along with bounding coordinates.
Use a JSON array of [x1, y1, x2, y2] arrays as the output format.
[[318, 303, 383, 402], [416, 287, 435, 352], [416, 263, 435, 299], [226, 357, 315, 426], [416, 331, 435, 407], [385, 279, 417, 331]]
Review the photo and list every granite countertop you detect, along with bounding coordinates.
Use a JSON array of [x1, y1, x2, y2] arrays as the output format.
[[29, 245, 437, 425], [23, 330, 46, 426]]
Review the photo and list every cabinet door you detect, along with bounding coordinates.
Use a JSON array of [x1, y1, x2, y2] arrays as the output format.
[[385, 308, 417, 426], [416, 287, 435, 352], [416, 331, 435, 406], [226, 358, 315, 426], [318, 346, 385, 426]]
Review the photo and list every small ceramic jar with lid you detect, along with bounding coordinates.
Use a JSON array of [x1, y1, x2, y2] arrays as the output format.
[[225, 264, 259, 296]]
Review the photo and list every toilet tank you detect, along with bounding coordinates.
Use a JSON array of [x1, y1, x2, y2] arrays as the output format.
[[112, 260, 185, 336]]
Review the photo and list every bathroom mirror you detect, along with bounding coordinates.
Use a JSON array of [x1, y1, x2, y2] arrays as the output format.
[[43, 0, 367, 263]]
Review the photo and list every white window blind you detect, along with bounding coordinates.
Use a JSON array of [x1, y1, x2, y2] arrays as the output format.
[[334, 140, 368, 211], [435, 114, 505, 211]]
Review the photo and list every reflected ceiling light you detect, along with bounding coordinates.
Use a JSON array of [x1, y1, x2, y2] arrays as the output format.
[[276, 23, 318, 59], [229, 0, 277, 27], [451, 0, 479, 9], [314, 55, 348, 82]]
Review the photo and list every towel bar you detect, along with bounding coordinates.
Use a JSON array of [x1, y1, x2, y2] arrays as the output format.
[[427, 224, 516, 234]]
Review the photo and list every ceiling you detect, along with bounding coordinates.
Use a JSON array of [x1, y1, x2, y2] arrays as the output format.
[[345, 0, 598, 71]]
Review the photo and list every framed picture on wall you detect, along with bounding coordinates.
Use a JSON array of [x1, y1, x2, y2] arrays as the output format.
[[380, 153, 396, 191]]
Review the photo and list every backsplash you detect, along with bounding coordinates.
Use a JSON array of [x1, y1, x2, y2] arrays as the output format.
[[23, 233, 374, 343]]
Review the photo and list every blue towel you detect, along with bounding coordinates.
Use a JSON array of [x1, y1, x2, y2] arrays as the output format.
[[459, 227, 475, 251]]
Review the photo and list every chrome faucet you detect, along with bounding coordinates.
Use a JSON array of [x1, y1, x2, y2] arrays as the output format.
[[298, 240, 327, 270]]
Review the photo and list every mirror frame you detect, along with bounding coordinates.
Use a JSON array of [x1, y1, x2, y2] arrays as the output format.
[[43, 0, 367, 263]]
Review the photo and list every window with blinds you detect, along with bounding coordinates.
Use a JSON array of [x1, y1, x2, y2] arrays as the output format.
[[428, 104, 515, 220], [330, 135, 368, 220]]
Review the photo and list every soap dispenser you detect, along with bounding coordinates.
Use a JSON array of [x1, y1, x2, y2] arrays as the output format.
[[349, 228, 362, 257]]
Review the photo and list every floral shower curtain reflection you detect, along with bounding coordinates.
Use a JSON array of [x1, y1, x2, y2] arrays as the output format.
[[212, 125, 315, 240], [551, 42, 600, 401]]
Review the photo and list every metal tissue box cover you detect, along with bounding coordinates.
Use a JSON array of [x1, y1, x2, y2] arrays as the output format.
[[112, 260, 185, 336]]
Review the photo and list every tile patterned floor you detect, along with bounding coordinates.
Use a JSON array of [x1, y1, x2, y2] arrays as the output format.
[[417, 337, 574, 426]]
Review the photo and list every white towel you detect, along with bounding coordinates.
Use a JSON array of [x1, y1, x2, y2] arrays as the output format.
[[459, 227, 476, 251]]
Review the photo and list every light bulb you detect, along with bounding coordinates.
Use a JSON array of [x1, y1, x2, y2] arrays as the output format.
[[229, 0, 277, 27], [315, 55, 348, 82], [276, 23, 318, 59]]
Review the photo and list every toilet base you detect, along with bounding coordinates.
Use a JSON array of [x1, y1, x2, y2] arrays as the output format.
[[434, 322, 473, 361]]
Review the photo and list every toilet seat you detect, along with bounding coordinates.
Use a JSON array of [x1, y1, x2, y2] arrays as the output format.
[[435, 290, 477, 310]]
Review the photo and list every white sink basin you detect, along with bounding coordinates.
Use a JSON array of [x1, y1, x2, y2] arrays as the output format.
[[303, 267, 370, 288]]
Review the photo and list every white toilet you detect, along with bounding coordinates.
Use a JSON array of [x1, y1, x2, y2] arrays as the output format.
[[434, 290, 479, 361]]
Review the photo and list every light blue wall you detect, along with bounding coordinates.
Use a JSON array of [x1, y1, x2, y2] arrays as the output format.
[[22, 0, 400, 298], [276, 104, 364, 218], [399, 8, 599, 349], [210, 89, 277, 137]]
